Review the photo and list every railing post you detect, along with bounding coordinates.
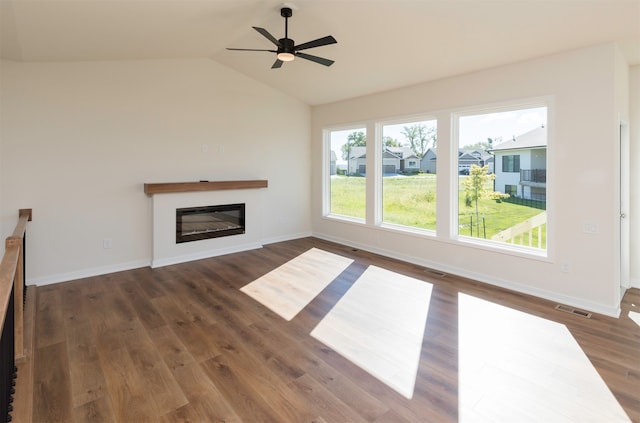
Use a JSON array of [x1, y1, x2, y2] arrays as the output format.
[[17, 211, 31, 305]]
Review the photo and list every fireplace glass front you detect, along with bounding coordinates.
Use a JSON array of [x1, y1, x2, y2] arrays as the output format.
[[176, 203, 245, 243]]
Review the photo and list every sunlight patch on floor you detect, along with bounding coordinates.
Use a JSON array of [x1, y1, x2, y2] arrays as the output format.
[[312, 266, 433, 399], [458, 293, 630, 422], [240, 248, 353, 320]]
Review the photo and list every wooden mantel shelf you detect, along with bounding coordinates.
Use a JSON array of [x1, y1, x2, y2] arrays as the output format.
[[144, 180, 268, 195]]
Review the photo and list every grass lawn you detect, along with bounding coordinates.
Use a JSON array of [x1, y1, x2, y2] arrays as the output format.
[[329, 174, 546, 248], [383, 175, 437, 229], [329, 175, 367, 219]]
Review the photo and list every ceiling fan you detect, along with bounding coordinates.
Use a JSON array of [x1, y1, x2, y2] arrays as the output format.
[[227, 7, 337, 69]]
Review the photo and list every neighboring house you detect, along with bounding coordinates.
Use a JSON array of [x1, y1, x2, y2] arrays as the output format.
[[420, 148, 493, 174], [347, 146, 367, 175], [402, 154, 421, 173], [459, 148, 493, 173], [346, 146, 421, 175], [385, 147, 420, 174], [382, 149, 400, 174], [422, 148, 437, 173], [490, 126, 547, 201]]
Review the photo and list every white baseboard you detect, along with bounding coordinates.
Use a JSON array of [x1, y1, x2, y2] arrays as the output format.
[[151, 242, 263, 268], [29, 243, 265, 285], [262, 231, 313, 246], [313, 232, 622, 318], [28, 259, 149, 287]]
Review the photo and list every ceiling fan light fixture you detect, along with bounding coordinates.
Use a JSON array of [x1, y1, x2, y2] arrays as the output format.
[[226, 6, 337, 68], [277, 52, 295, 61]]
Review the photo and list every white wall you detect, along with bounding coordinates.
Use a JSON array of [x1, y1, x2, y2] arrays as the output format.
[[630, 65, 640, 288], [0, 58, 312, 284], [1, 45, 633, 314], [311, 44, 628, 316]]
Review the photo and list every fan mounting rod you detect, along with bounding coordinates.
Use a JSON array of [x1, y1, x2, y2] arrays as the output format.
[[281, 7, 292, 38], [277, 7, 294, 61]]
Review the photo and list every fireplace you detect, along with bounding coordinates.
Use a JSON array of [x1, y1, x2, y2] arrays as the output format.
[[176, 203, 245, 243]]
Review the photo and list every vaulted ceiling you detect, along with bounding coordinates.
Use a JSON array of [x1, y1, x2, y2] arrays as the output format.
[[2, 0, 639, 105]]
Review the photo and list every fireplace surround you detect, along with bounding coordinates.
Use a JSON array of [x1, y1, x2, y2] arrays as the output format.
[[146, 179, 267, 268]]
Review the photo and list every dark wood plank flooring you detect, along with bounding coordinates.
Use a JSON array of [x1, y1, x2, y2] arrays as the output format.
[[29, 237, 640, 422]]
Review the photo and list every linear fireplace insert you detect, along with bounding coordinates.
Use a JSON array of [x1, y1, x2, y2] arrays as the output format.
[[176, 203, 245, 243]]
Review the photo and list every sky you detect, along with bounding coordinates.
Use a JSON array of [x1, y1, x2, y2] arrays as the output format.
[[329, 106, 547, 164], [458, 106, 547, 147]]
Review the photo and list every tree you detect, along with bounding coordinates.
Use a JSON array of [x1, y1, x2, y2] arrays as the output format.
[[340, 131, 366, 160], [487, 136, 502, 149], [463, 164, 495, 236], [383, 136, 402, 148], [341, 131, 366, 176], [401, 124, 436, 159], [463, 136, 502, 151]]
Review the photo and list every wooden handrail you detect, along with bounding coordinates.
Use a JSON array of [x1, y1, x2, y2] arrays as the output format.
[[0, 242, 19, 332], [10, 209, 32, 240], [0, 209, 31, 361]]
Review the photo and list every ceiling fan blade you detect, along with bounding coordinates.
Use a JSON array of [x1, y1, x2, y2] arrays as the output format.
[[271, 59, 284, 69], [295, 52, 334, 67], [253, 27, 281, 47], [226, 48, 277, 52], [295, 35, 337, 51]]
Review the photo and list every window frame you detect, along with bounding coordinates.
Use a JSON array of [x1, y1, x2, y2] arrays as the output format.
[[323, 125, 368, 224], [502, 155, 521, 173], [320, 96, 553, 262], [451, 97, 552, 259], [376, 115, 438, 235]]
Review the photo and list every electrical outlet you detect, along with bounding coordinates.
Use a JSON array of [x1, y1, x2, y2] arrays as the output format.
[[560, 260, 571, 273], [583, 223, 599, 234], [103, 238, 113, 249], [202, 144, 209, 153]]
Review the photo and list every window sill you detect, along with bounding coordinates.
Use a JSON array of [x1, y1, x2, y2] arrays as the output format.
[[454, 235, 550, 262]]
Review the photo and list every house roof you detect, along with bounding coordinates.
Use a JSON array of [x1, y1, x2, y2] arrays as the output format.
[[348, 146, 366, 159], [1, 1, 637, 106], [383, 150, 401, 159], [425, 148, 492, 161], [490, 126, 547, 152], [348, 146, 419, 160], [459, 149, 493, 160], [384, 147, 416, 159]]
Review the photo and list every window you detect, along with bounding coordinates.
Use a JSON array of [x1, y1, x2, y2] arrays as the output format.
[[457, 105, 547, 251], [322, 101, 548, 255], [502, 155, 520, 172], [505, 184, 518, 197], [381, 119, 437, 231], [327, 128, 367, 220]]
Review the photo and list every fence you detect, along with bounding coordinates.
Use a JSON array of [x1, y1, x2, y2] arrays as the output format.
[[491, 211, 546, 249]]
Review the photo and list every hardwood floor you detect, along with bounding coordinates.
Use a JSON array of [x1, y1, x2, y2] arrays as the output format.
[[24, 237, 640, 422]]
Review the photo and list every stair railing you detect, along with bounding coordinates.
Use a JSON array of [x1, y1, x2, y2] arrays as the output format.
[[0, 209, 32, 422]]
